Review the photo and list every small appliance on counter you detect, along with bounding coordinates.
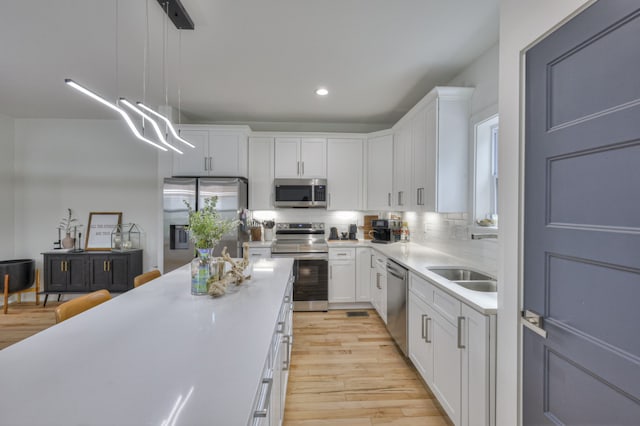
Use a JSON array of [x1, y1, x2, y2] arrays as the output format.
[[371, 219, 402, 244], [348, 224, 358, 240], [328, 227, 339, 240]]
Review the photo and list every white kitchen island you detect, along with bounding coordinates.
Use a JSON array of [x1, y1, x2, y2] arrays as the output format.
[[0, 258, 294, 426]]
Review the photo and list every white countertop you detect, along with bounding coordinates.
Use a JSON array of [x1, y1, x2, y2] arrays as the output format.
[[329, 241, 497, 314], [0, 258, 294, 426]]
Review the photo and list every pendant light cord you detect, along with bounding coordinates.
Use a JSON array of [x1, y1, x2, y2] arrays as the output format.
[[143, 0, 149, 106], [178, 30, 182, 127], [163, 1, 169, 108], [115, 0, 119, 102]]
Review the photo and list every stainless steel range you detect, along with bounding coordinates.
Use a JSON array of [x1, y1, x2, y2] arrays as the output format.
[[271, 222, 328, 311]]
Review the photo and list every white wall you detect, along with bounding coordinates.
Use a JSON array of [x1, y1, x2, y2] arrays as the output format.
[[497, 1, 592, 425], [448, 43, 499, 118], [13, 119, 162, 276], [0, 113, 15, 259]]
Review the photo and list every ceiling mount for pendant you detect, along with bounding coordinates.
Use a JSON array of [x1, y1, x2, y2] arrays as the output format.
[[156, 0, 194, 30]]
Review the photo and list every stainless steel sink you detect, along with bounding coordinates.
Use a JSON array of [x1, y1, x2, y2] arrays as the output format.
[[453, 280, 497, 292], [428, 268, 494, 281]]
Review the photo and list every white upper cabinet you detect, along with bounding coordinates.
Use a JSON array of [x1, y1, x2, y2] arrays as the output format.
[[366, 133, 394, 211], [393, 124, 412, 211], [327, 138, 363, 210], [275, 137, 326, 178], [409, 105, 429, 211], [172, 126, 249, 177], [412, 87, 474, 213], [248, 137, 274, 210]]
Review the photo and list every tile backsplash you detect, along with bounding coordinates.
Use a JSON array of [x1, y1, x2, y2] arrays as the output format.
[[403, 211, 498, 276], [250, 209, 498, 276]]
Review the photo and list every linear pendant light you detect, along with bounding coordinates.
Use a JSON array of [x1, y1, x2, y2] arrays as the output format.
[[65, 79, 168, 152], [120, 98, 183, 154], [136, 102, 195, 148]]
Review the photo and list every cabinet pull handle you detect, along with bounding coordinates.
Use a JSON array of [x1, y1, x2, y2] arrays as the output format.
[[60, 261, 64, 272], [330, 265, 333, 279], [388, 193, 391, 206], [337, 253, 347, 256], [297, 161, 300, 176], [277, 321, 284, 334], [204, 157, 208, 171], [421, 314, 427, 340], [376, 272, 381, 289], [370, 254, 374, 268], [253, 377, 273, 418], [301, 161, 304, 176], [209, 156, 213, 171], [457, 316, 466, 349], [283, 335, 291, 370], [108, 261, 111, 272], [103, 261, 107, 272], [328, 193, 331, 209], [425, 316, 431, 343]]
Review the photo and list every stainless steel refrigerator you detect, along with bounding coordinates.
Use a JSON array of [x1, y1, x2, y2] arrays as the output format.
[[163, 177, 248, 273]]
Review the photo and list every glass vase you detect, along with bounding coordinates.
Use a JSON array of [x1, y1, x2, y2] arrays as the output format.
[[191, 248, 216, 295]]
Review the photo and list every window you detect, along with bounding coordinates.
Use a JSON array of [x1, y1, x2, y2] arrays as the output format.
[[474, 114, 499, 227], [490, 123, 499, 217]]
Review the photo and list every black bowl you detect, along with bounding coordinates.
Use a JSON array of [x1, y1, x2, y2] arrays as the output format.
[[0, 259, 35, 293]]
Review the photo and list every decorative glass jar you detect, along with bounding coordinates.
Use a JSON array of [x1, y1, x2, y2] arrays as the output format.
[[191, 248, 220, 295], [111, 223, 141, 251]]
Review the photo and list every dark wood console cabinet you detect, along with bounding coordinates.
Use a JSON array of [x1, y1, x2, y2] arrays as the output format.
[[42, 250, 142, 303]]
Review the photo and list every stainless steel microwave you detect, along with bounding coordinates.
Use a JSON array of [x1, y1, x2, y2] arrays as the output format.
[[274, 178, 327, 208]]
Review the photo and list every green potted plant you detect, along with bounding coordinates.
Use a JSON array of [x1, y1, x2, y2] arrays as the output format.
[[184, 197, 238, 295], [58, 208, 82, 249]]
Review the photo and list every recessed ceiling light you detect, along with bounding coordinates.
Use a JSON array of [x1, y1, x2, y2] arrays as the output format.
[[315, 88, 329, 96]]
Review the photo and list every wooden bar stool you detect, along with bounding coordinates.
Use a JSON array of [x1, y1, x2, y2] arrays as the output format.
[[134, 269, 161, 288], [54, 289, 112, 323], [3, 270, 41, 315]]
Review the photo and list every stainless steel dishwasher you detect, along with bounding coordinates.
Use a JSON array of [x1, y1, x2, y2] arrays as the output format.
[[386, 259, 408, 356]]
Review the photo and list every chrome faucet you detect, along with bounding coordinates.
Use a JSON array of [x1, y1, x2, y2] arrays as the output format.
[[471, 233, 498, 240]]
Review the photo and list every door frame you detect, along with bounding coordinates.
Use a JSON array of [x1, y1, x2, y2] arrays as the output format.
[[496, 1, 597, 425]]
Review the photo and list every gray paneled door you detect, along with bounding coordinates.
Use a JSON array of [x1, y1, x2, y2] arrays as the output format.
[[523, 1, 640, 424]]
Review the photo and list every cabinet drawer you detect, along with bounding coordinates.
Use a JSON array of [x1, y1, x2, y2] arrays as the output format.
[[249, 247, 272, 259], [409, 273, 434, 304], [433, 287, 462, 325], [329, 247, 355, 260]]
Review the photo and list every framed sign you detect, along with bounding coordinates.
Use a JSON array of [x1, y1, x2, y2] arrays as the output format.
[[85, 212, 122, 251]]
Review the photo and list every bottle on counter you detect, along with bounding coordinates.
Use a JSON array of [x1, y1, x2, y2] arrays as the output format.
[[401, 222, 410, 242]]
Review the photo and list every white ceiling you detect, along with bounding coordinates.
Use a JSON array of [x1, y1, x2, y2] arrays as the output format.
[[0, 0, 499, 130]]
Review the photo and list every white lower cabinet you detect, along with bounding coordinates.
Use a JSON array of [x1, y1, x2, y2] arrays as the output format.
[[408, 272, 494, 426], [355, 247, 371, 302], [371, 253, 387, 323], [249, 247, 272, 260], [328, 248, 356, 303], [252, 280, 293, 426], [408, 293, 434, 383]]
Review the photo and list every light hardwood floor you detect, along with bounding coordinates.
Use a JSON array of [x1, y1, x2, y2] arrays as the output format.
[[0, 300, 61, 350], [284, 310, 453, 426], [1, 303, 452, 425]]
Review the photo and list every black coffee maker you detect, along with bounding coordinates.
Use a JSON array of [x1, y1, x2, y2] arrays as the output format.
[[348, 224, 357, 240]]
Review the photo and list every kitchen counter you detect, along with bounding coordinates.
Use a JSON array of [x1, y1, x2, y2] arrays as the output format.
[[0, 258, 294, 426], [329, 240, 497, 314]]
